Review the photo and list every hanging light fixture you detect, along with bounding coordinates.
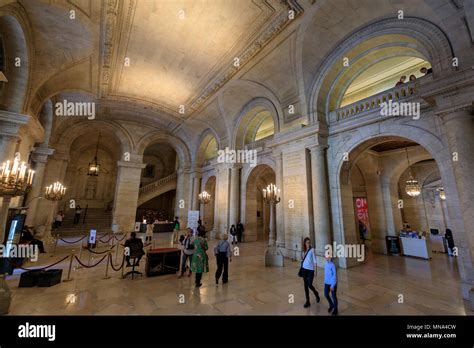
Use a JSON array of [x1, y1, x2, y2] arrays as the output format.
[[404, 147, 421, 197], [0, 153, 35, 197], [44, 181, 66, 201], [87, 133, 101, 176], [198, 191, 211, 204], [437, 187, 446, 201]]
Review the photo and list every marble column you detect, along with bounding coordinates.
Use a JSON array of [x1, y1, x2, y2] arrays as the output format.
[[191, 172, 201, 211], [174, 167, 192, 228], [309, 145, 331, 256], [228, 165, 241, 228], [112, 160, 145, 233], [442, 110, 474, 301], [25, 147, 55, 226], [381, 175, 403, 236], [274, 152, 285, 248]]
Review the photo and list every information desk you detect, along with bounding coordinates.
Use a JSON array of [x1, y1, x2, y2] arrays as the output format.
[[145, 248, 180, 277], [400, 237, 432, 259], [139, 223, 174, 234]]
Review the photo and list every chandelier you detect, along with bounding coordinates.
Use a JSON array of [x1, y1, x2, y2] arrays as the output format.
[[198, 191, 211, 204], [437, 187, 446, 201], [88, 133, 101, 176], [0, 154, 35, 197], [44, 181, 66, 201], [404, 148, 420, 197], [263, 183, 281, 203]]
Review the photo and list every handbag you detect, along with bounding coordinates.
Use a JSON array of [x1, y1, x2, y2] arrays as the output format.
[[298, 248, 311, 277]]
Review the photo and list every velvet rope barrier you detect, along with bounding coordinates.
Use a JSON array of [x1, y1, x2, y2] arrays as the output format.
[[59, 235, 88, 244], [83, 245, 115, 255], [74, 254, 108, 268], [109, 254, 125, 272], [98, 235, 113, 243], [11, 255, 71, 271], [114, 234, 127, 242]]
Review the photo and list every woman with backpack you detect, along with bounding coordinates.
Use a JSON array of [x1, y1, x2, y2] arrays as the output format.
[[299, 237, 320, 308], [191, 229, 209, 287], [214, 233, 232, 284], [229, 224, 237, 245]]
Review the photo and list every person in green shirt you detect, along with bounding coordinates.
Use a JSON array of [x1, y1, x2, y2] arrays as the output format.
[[191, 229, 209, 287]]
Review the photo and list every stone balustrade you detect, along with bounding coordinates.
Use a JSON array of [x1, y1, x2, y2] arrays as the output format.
[[329, 80, 421, 123], [139, 172, 177, 195]]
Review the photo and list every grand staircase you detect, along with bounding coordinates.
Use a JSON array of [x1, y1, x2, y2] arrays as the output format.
[[137, 173, 177, 206], [54, 208, 113, 236]]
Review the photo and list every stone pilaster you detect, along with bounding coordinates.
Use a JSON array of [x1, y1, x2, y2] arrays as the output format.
[[174, 166, 192, 228], [309, 144, 331, 257], [25, 147, 55, 226], [112, 160, 145, 233], [228, 164, 241, 227], [441, 110, 474, 301], [274, 151, 285, 248], [191, 171, 201, 211]]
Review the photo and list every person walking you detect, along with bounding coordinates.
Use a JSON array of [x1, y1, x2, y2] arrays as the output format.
[[179, 228, 195, 278], [145, 221, 154, 243], [229, 224, 237, 245], [236, 221, 244, 243], [445, 228, 455, 256], [299, 237, 320, 308], [191, 229, 209, 287], [324, 252, 338, 315], [54, 211, 64, 229], [73, 206, 82, 225], [171, 216, 180, 245], [215, 233, 232, 284]]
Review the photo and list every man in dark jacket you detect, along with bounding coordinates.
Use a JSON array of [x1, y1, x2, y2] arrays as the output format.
[[124, 232, 145, 267], [236, 222, 244, 243]]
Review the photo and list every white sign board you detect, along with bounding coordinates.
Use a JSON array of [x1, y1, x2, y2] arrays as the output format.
[[187, 210, 200, 229], [89, 229, 97, 244], [134, 222, 141, 232]]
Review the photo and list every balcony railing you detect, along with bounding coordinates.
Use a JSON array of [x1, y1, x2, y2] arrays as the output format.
[[329, 81, 418, 124], [139, 173, 177, 195]]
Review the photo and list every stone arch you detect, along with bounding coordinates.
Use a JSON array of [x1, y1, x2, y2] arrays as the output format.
[[53, 120, 133, 157], [0, 7, 32, 113], [136, 131, 192, 168], [232, 97, 280, 150], [241, 163, 276, 242], [194, 128, 221, 167], [309, 17, 455, 124], [328, 123, 470, 277]]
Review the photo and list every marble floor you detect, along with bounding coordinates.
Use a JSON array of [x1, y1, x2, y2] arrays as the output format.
[[5, 233, 471, 315]]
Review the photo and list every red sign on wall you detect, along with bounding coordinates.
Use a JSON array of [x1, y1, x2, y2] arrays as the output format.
[[355, 197, 370, 239]]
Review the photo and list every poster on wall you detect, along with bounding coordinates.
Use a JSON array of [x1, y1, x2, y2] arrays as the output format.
[[355, 197, 370, 240]]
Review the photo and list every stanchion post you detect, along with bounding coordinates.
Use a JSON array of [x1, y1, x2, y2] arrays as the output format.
[[63, 253, 74, 282], [115, 241, 120, 265], [52, 234, 59, 256], [121, 255, 125, 279], [103, 252, 111, 279], [77, 245, 84, 269]]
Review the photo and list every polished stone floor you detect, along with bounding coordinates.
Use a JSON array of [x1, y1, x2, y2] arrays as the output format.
[[5, 232, 470, 315]]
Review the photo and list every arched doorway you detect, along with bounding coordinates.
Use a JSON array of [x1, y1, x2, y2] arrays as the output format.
[[243, 164, 275, 242], [335, 136, 462, 293], [137, 143, 178, 221]]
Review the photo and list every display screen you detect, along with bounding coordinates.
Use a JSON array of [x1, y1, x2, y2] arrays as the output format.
[[5, 214, 26, 256]]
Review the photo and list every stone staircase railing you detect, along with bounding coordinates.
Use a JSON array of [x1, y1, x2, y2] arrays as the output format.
[[329, 80, 420, 124], [139, 173, 177, 195]]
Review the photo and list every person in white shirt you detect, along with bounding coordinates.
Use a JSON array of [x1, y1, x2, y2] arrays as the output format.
[[145, 222, 154, 243], [300, 237, 320, 308]]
